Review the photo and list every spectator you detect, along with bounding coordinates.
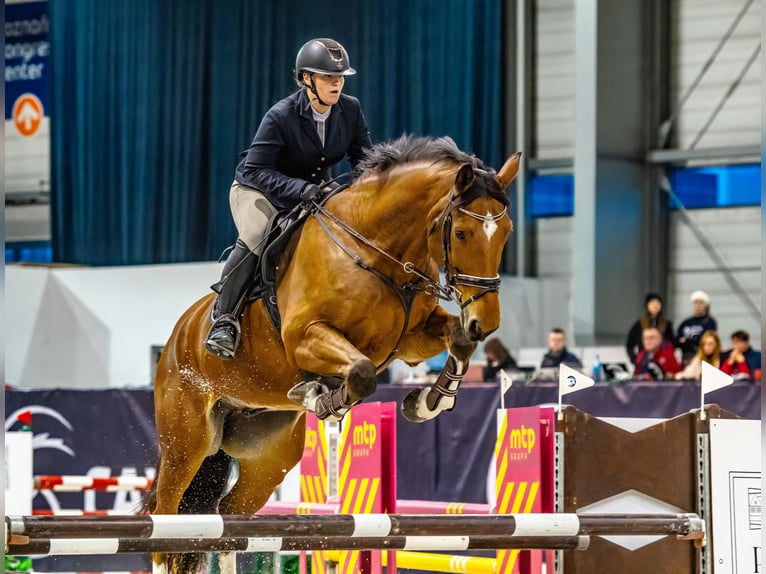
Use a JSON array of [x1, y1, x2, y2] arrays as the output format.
[[675, 330, 721, 380], [482, 338, 518, 381], [540, 328, 582, 369], [634, 327, 681, 380], [626, 293, 675, 364], [676, 290, 717, 365], [720, 330, 762, 382]]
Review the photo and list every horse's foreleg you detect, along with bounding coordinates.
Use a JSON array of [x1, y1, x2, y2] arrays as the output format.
[[286, 322, 377, 421], [396, 308, 477, 423]]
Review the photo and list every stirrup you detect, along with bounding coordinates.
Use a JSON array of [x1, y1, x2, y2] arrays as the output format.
[[205, 314, 242, 360], [287, 380, 330, 409]]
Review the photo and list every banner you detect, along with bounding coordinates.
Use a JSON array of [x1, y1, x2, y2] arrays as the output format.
[[4, 389, 157, 514], [496, 407, 546, 574], [6, 0, 51, 196]]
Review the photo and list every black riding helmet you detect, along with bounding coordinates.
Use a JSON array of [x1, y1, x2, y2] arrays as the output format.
[[295, 38, 356, 106]]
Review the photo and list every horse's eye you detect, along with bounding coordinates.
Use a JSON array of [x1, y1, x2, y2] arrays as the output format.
[[454, 230, 466, 241]]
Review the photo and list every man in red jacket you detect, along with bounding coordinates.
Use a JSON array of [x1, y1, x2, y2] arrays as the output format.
[[634, 327, 681, 380]]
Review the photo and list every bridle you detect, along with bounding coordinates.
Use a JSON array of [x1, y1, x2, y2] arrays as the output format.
[[311, 169, 509, 310], [439, 173, 508, 309]]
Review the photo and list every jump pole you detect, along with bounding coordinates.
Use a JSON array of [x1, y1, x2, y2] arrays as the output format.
[[6, 512, 707, 540], [7, 534, 592, 556], [33, 475, 153, 492]]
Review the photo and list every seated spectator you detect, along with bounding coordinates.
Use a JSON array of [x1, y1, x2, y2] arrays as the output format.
[[626, 293, 675, 364], [720, 330, 762, 382], [482, 338, 518, 381], [540, 328, 582, 369], [676, 290, 717, 365], [634, 327, 681, 380], [675, 330, 721, 380]]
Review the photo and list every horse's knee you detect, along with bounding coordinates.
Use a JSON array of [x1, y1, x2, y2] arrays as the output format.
[[346, 358, 377, 401], [449, 321, 476, 362]]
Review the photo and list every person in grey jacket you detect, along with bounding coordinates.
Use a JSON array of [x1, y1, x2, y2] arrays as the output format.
[[206, 38, 372, 359]]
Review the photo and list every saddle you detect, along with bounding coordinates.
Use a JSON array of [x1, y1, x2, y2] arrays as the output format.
[[244, 185, 347, 333], [246, 207, 307, 332]]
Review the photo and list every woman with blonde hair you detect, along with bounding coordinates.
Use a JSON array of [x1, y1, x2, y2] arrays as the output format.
[[675, 330, 722, 380]]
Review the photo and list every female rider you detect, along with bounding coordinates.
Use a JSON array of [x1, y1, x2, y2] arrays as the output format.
[[206, 38, 372, 359]]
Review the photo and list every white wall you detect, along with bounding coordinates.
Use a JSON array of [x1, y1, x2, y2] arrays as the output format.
[[5, 263, 567, 389], [5, 262, 223, 388]]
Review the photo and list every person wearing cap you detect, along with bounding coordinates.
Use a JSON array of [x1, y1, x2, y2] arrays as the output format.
[[625, 293, 675, 364], [205, 38, 372, 359], [676, 290, 717, 365]]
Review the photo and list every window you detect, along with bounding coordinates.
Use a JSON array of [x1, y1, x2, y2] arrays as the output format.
[[530, 174, 574, 217], [6, 242, 53, 264], [668, 164, 761, 209]]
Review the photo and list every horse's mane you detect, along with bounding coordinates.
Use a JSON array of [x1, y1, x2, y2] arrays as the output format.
[[356, 135, 490, 176]]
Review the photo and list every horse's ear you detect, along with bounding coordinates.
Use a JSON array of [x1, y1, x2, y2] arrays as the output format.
[[454, 163, 475, 194], [494, 152, 522, 190]]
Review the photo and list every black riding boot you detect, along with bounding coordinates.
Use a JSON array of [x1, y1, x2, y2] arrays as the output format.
[[205, 240, 259, 359]]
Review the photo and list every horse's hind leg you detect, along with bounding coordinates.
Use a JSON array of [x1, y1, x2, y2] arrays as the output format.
[[152, 388, 226, 574], [217, 411, 304, 574], [153, 398, 224, 514], [285, 323, 377, 421], [220, 410, 307, 514]]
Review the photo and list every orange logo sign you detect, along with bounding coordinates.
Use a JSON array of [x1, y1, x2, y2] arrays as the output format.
[[13, 93, 43, 137]]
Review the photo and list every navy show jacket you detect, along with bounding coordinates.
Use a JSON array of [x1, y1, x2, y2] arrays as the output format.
[[234, 89, 372, 209]]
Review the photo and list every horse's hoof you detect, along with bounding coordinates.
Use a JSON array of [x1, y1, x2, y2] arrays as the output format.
[[401, 387, 433, 423], [287, 380, 329, 410]]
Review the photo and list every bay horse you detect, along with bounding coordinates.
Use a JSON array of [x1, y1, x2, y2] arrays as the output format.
[[147, 135, 520, 573]]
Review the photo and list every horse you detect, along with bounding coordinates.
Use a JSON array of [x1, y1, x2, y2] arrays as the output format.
[[147, 135, 520, 573]]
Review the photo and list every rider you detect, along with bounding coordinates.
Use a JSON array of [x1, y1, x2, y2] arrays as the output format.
[[205, 38, 373, 360]]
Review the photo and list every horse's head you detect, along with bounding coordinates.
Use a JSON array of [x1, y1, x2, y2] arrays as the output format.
[[428, 153, 521, 341]]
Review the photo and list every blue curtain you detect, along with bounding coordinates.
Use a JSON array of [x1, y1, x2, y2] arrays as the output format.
[[49, 0, 503, 265]]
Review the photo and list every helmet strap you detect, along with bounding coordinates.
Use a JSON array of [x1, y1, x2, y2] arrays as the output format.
[[307, 74, 329, 107]]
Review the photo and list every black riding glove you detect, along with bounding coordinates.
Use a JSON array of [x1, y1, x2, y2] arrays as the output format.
[[300, 183, 322, 203]]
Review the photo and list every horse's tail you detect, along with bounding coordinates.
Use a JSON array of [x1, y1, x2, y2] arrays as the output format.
[[140, 454, 160, 515], [142, 449, 234, 573]]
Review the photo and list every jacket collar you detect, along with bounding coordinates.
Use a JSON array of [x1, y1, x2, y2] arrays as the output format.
[[298, 89, 342, 152]]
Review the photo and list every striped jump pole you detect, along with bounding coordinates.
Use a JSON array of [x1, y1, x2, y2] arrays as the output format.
[[7, 534, 591, 556], [6, 512, 706, 540], [34, 476, 153, 492], [375, 550, 496, 574]]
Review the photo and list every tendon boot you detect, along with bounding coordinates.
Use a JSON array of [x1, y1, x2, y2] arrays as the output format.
[[205, 240, 259, 359]]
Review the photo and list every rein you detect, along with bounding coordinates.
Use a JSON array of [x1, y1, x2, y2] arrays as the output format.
[[313, 205, 453, 302], [310, 172, 507, 310]]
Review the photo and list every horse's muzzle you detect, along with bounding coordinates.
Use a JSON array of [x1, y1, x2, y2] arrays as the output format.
[[466, 318, 495, 342]]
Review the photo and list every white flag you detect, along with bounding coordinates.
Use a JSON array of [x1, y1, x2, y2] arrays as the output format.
[[499, 369, 514, 395], [701, 361, 733, 395], [559, 363, 595, 397]]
